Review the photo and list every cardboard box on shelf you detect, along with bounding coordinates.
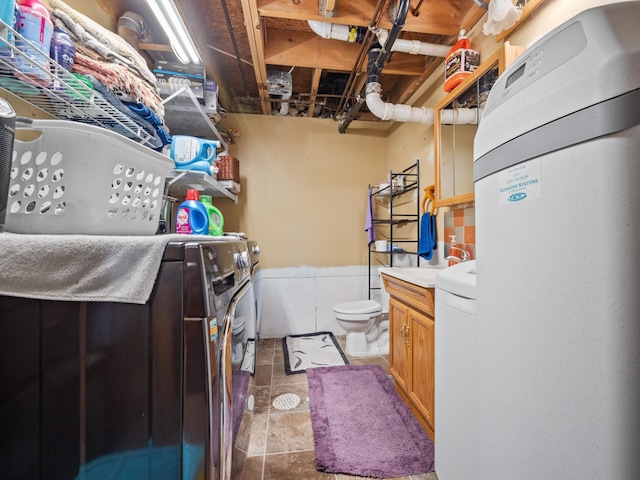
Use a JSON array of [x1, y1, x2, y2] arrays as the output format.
[[154, 60, 205, 100]]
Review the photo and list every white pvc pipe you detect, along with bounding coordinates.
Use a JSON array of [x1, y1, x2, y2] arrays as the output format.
[[307, 21, 451, 56], [366, 86, 435, 123], [307, 20, 352, 42], [365, 83, 477, 125], [376, 28, 450, 57], [440, 107, 478, 124]]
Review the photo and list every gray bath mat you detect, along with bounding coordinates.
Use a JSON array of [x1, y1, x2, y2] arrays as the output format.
[[282, 332, 348, 375]]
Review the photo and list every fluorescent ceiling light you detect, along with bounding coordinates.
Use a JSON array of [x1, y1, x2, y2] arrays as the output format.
[[145, 0, 201, 64]]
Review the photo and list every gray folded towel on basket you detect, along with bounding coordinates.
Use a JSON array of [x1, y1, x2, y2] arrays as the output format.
[[0, 233, 211, 304]]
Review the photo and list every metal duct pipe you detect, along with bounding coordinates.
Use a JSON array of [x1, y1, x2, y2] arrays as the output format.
[[117, 11, 149, 50], [279, 94, 291, 116]]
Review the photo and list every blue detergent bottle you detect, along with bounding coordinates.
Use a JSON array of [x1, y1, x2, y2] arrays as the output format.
[[170, 135, 220, 176], [175, 189, 209, 235]]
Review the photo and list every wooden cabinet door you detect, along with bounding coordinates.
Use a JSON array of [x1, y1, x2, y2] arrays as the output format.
[[408, 308, 435, 431], [388, 297, 410, 393]]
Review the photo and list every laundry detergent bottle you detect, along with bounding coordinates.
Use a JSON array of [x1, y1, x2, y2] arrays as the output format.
[[444, 30, 479, 92], [199, 195, 224, 236], [170, 136, 220, 176], [175, 189, 209, 235], [15, 0, 53, 86]]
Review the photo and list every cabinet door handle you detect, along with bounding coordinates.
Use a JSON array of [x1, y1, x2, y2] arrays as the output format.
[[402, 323, 410, 346]]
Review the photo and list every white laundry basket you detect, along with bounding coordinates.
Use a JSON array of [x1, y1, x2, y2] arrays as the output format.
[[5, 119, 172, 235]]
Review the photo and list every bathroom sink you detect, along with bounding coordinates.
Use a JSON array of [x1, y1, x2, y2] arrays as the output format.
[[380, 267, 443, 288]]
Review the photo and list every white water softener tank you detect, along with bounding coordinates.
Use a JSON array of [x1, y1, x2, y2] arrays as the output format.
[[473, 3, 640, 480]]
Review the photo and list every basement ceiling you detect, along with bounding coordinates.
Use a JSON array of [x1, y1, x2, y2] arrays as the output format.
[[95, 0, 486, 122]]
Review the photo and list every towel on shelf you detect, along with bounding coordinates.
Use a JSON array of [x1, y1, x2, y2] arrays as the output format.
[[73, 50, 164, 118], [49, 0, 157, 87], [365, 186, 376, 246]]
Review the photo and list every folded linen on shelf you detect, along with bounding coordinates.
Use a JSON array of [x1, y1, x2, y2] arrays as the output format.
[[49, 0, 157, 87], [73, 49, 164, 118], [0, 233, 212, 305]]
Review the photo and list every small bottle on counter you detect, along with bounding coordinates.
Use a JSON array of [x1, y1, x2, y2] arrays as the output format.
[[175, 189, 209, 235], [448, 235, 457, 266]]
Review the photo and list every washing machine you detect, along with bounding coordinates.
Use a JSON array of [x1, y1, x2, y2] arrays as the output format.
[[473, 3, 640, 479], [0, 236, 251, 480], [434, 260, 477, 480]]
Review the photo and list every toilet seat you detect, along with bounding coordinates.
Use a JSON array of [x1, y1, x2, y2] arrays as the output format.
[[334, 300, 381, 315]]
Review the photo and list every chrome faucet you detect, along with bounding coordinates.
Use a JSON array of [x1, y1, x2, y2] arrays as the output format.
[[445, 246, 471, 263]]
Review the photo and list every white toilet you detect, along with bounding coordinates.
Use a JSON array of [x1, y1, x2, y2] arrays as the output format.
[[333, 299, 389, 357]]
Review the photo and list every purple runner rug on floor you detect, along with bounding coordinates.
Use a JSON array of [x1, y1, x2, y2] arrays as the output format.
[[307, 364, 434, 478]]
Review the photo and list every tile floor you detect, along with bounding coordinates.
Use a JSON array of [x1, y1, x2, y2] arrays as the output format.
[[231, 336, 439, 480]]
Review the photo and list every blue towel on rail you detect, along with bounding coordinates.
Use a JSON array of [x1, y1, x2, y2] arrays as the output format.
[[418, 212, 437, 260]]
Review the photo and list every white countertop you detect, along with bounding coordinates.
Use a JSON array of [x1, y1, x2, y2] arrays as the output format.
[[380, 267, 443, 288]]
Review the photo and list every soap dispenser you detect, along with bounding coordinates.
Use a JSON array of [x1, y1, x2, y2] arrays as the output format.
[[448, 235, 457, 266]]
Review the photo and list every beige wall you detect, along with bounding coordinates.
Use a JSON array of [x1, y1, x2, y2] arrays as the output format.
[[218, 114, 389, 269]]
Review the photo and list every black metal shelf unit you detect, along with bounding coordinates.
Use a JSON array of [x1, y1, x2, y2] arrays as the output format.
[[368, 159, 420, 299]]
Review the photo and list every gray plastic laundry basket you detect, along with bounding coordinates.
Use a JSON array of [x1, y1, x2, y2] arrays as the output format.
[[5, 119, 172, 235]]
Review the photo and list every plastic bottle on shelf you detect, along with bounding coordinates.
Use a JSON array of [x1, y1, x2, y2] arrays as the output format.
[[175, 189, 209, 235], [15, 0, 53, 86], [0, 1, 17, 66], [199, 195, 224, 236], [444, 30, 479, 93], [448, 235, 458, 266], [170, 135, 220, 176], [0, 1, 16, 37], [49, 26, 75, 90], [49, 26, 74, 71]]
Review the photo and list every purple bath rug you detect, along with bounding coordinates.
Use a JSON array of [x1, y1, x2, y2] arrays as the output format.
[[307, 364, 434, 478]]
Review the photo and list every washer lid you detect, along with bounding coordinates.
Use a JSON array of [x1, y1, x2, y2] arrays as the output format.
[[334, 299, 381, 315], [435, 260, 477, 300]]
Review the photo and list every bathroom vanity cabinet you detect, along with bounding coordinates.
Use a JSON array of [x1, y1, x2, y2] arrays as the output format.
[[382, 273, 435, 440]]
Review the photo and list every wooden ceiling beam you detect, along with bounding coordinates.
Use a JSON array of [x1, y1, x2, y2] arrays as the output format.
[[307, 68, 323, 118], [241, 0, 271, 114], [264, 30, 426, 75], [257, 0, 472, 35]]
